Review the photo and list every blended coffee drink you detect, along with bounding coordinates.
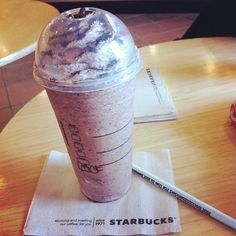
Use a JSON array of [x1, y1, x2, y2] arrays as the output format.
[[34, 7, 141, 202]]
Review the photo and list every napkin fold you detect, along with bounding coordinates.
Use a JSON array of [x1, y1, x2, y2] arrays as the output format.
[[24, 149, 181, 236]]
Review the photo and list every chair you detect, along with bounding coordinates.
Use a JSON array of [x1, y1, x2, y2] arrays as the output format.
[[0, 0, 59, 66]]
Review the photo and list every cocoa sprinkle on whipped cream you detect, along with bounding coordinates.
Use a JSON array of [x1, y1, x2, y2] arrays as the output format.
[[34, 7, 141, 89]]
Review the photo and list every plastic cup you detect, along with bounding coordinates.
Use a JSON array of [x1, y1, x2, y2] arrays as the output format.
[[34, 7, 141, 202]]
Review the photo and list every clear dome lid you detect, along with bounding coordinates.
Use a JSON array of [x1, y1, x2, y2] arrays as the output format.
[[34, 7, 141, 92]]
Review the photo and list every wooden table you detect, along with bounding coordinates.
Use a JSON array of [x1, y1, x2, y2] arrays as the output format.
[[0, 0, 59, 67], [0, 37, 236, 235]]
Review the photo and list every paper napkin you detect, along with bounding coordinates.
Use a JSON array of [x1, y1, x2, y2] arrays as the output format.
[[24, 149, 181, 236]]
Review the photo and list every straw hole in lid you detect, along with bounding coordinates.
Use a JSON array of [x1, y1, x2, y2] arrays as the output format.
[[66, 8, 95, 20]]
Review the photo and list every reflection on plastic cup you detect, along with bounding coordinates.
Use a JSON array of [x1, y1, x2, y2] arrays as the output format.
[[34, 7, 141, 202]]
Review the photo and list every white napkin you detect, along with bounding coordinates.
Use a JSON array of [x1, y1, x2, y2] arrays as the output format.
[[24, 149, 181, 235]]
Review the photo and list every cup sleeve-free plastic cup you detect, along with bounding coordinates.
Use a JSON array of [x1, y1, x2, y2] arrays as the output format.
[[34, 7, 142, 202]]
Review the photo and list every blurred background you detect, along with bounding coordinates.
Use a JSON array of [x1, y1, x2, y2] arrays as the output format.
[[0, 0, 211, 132]]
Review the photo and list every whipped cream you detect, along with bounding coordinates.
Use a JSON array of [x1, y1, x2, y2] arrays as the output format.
[[34, 7, 141, 92]]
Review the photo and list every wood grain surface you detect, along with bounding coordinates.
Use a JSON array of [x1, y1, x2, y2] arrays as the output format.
[[0, 37, 236, 235]]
